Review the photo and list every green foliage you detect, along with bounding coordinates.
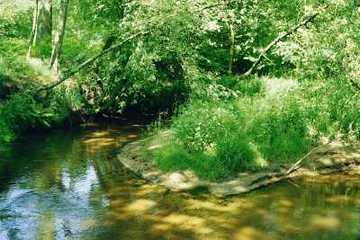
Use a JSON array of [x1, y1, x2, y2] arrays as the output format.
[[0, 9, 31, 39], [0, 117, 15, 143], [155, 144, 193, 172], [155, 85, 312, 179], [3, 0, 360, 183], [155, 100, 255, 180], [233, 76, 265, 96], [215, 129, 255, 172], [302, 78, 360, 140], [0, 91, 72, 143], [248, 97, 311, 162], [155, 144, 231, 181], [274, 1, 360, 81], [0, 37, 39, 87], [155, 71, 360, 180], [173, 100, 241, 152], [0, 9, 39, 93], [0, 94, 37, 142], [69, 0, 303, 115], [155, 139, 255, 181]]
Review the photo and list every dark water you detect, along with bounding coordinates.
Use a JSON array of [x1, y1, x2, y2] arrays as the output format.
[[1, 124, 360, 240]]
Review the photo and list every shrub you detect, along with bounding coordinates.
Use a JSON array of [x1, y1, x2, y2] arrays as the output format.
[[0, 91, 72, 143], [0, 39, 38, 85], [155, 100, 258, 181], [248, 98, 312, 163], [215, 129, 256, 171], [302, 78, 360, 140], [0, 116, 15, 143], [173, 100, 242, 152], [154, 86, 323, 180]]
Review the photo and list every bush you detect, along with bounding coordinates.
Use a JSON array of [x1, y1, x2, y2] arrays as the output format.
[[0, 39, 38, 86], [215, 130, 256, 172], [248, 97, 312, 163], [302, 78, 360, 140], [234, 76, 265, 97], [150, 66, 360, 181], [173, 100, 242, 152], [0, 91, 72, 143], [155, 100, 257, 181], [220, 75, 265, 97], [0, 10, 31, 39], [0, 117, 15, 143], [154, 87, 318, 180]]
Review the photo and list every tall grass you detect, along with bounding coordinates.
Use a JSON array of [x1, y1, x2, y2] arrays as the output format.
[[154, 77, 360, 181]]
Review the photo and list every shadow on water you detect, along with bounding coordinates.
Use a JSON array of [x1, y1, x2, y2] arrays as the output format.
[[1, 124, 360, 239]]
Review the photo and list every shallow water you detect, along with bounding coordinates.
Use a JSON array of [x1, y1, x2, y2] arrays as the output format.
[[1, 124, 360, 240]]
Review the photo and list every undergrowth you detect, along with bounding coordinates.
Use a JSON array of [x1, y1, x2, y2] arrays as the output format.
[[153, 76, 360, 181]]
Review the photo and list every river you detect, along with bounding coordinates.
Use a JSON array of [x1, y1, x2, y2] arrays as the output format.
[[0, 124, 360, 240]]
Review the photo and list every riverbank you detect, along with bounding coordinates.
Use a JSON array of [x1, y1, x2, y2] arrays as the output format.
[[2, 124, 360, 239], [117, 131, 360, 197]]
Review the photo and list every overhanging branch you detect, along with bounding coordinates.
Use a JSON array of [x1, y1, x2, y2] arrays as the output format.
[[36, 31, 148, 93], [243, 11, 323, 76]]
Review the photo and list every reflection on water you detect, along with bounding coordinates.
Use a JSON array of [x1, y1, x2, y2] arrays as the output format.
[[1, 124, 360, 240]]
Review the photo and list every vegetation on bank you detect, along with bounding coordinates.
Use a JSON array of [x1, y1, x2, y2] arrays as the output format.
[[154, 76, 360, 180], [1, 0, 360, 181]]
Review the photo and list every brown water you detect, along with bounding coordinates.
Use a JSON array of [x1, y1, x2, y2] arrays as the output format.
[[1, 124, 360, 240]]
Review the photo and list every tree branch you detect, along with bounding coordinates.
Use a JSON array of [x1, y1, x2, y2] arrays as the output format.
[[36, 31, 148, 93], [243, 12, 321, 76]]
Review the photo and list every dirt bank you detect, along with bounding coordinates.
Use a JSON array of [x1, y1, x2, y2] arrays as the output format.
[[117, 131, 360, 197]]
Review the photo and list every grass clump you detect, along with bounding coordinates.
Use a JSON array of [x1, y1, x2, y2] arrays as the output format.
[[154, 142, 252, 181], [154, 100, 257, 181], [247, 97, 312, 163], [153, 80, 318, 181]]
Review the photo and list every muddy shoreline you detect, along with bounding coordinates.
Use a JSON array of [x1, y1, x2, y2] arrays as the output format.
[[117, 132, 360, 197]]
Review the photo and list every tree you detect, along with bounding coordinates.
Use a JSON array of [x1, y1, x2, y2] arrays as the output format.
[[227, 21, 235, 74], [49, 0, 69, 74], [27, 0, 53, 58]]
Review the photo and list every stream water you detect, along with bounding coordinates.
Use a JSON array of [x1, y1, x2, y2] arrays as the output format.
[[0, 124, 360, 240]]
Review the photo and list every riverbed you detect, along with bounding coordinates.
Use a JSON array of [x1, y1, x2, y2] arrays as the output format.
[[0, 124, 360, 240]]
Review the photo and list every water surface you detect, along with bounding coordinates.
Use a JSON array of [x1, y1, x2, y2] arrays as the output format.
[[1, 124, 360, 240]]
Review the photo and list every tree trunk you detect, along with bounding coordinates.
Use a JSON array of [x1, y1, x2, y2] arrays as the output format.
[[27, 0, 52, 58], [27, 0, 39, 58], [227, 22, 235, 74], [50, 0, 69, 74]]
